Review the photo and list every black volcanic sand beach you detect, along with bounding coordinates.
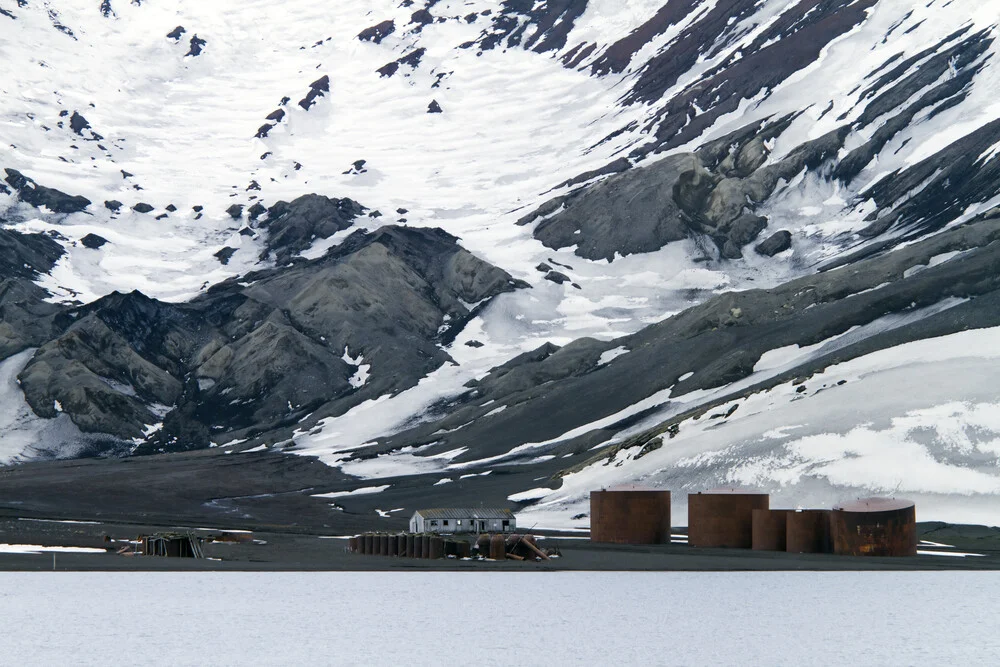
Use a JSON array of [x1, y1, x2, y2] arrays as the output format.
[[0, 450, 998, 570]]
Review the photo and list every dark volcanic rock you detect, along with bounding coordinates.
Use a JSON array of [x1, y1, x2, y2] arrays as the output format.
[[80, 233, 108, 249], [755, 230, 792, 257], [523, 154, 694, 261], [4, 168, 91, 214], [15, 224, 526, 450], [132, 202, 153, 213], [104, 200, 122, 212], [427, 100, 442, 114], [474, 0, 588, 54], [544, 270, 570, 285], [185, 35, 206, 57], [247, 202, 266, 220], [258, 193, 366, 263], [214, 246, 237, 265], [371, 213, 1000, 469], [226, 204, 244, 220], [358, 19, 394, 43], [298, 75, 330, 110], [69, 111, 90, 136], [166, 25, 185, 40]]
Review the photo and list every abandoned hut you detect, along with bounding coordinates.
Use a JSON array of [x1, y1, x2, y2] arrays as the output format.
[[409, 508, 516, 534]]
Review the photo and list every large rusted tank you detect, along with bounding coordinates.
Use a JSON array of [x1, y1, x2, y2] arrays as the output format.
[[489, 533, 506, 560], [379, 534, 389, 556], [590, 486, 672, 544], [415, 535, 425, 559], [831, 498, 917, 557], [476, 534, 491, 554], [396, 534, 406, 557], [429, 536, 444, 559], [363, 533, 373, 555], [388, 535, 398, 557], [786, 510, 832, 554], [751, 509, 788, 551], [405, 533, 416, 558], [348, 536, 358, 553], [456, 540, 472, 559], [421, 535, 432, 559], [688, 488, 769, 548]]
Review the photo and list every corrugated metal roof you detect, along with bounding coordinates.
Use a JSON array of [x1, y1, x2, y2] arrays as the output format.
[[414, 508, 514, 520]]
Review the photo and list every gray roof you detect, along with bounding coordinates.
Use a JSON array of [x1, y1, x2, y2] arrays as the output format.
[[414, 508, 514, 520]]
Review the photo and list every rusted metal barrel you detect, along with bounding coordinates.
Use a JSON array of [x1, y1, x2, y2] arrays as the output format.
[[489, 533, 506, 560], [348, 536, 358, 553], [476, 534, 490, 554], [688, 488, 769, 548], [752, 509, 788, 551], [786, 510, 832, 554], [443, 540, 457, 557], [590, 487, 671, 544], [831, 498, 917, 557], [456, 540, 472, 559], [421, 535, 432, 559], [414, 535, 425, 559], [429, 536, 444, 559], [406, 533, 416, 558]]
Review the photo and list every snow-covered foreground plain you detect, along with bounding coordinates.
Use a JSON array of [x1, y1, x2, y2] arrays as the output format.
[[3, 572, 999, 666]]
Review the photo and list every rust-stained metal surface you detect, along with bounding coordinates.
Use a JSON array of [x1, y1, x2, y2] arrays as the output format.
[[379, 534, 389, 556], [688, 489, 769, 548], [786, 510, 832, 554], [421, 535, 432, 559], [831, 498, 917, 557], [489, 533, 506, 560], [751, 509, 788, 551], [456, 540, 472, 559], [363, 533, 373, 555], [590, 489, 672, 544], [405, 533, 416, 558], [388, 534, 398, 557], [429, 536, 444, 559], [348, 536, 358, 553]]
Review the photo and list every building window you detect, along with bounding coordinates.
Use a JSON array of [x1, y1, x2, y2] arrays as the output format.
[[430, 520, 438, 527], [502, 520, 510, 530], [443, 520, 450, 527]]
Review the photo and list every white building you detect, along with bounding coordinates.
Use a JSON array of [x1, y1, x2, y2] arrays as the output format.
[[409, 508, 515, 534]]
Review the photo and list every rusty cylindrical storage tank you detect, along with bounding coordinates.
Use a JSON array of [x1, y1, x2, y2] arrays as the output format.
[[388, 535, 398, 557], [429, 536, 444, 559], [786, 510, 832, 554], [456, 540, 471, 559], [414, 535, 424, 559], [421, 535, 432, 559], [379, 534, 389, 556], [489, 534, 506, 560], [476, 534, 490, 554], [363, 533, 373, 555], [751, 509, 788, 551], [831, 498, 917, 557], [396, 534, 406, 557], [348, 536, 358, 553], [590, 486, 672, 544], [405, 534, 416, 558], [688, 488, 769, 548]]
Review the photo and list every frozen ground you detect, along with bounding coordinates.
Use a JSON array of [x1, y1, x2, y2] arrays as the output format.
[[2, 572, 999, 666]]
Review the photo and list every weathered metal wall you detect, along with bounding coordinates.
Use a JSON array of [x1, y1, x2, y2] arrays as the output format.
[[429, 537, 444, 560], [786, 510, 832, 554], [688, 490, 769, 548], [590, 489, 672, 544], [831, 498, 917, 557], [489, 534, 507, 560], [421, 535, 432, 559], [751, 509, 788, 551]]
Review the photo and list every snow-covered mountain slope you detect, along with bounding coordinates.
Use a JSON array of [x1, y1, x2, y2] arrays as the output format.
[[2, 0, 1000, 526]]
